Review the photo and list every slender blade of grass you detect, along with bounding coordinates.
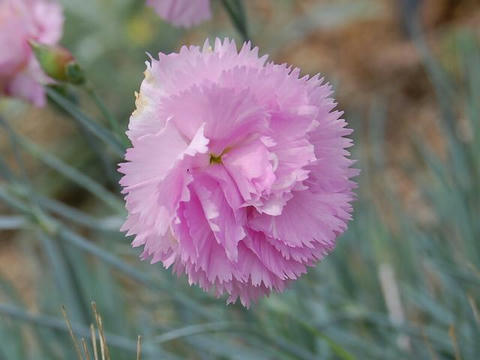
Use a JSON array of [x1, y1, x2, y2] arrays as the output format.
[[46, 87, 125, 157]]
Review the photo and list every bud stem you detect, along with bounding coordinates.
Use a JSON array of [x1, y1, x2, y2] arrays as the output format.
[[84, 85, 128, 148]]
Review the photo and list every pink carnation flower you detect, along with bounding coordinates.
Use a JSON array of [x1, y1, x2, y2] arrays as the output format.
[[0, 0, 63, 107], [146, 0, 211, 28], [120, 39, 358, 307]]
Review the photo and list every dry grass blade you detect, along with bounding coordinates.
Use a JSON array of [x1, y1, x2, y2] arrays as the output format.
[[58, 304, 148, 360], [136, 335, 142, 360], [467, 295, 480, 325], [90, 323, 99, 360], [421, 328, 438, 360], [378, 263, 410, 351], [448, 325, 461, 360], [99, 326, 106, 360], [61, 305, 84, 360], [82, 338, 92, 360], [91, 302, 111, 360]]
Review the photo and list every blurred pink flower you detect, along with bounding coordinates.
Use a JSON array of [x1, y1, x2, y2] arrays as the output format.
[[146, 0, 211, 28], [0, 0, 63, 107], [120, 38, 358, 307]]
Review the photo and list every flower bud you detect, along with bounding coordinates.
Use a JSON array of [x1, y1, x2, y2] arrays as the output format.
[[29, 41, 85, 85]]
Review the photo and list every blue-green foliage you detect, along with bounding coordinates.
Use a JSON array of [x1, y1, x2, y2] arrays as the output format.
[[0, 1, 478, 359]]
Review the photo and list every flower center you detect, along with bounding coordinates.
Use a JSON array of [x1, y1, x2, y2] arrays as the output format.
[[209, 153, 223, 164], [209, 147, 231, 165]]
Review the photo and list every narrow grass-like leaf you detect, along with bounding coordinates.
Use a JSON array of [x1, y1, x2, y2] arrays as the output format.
[[0, 215, 26, 230], [57, 226, 216, 320], [0, 304, 173, 358], [38, 231, 87, 323], [221, 0, 249, 41], [0, 186, 31, 214], [46, 86, 125, 157], [14, 136, 123, 212], [151, 322, 235, 344], [0, 157, 15, 182], [84, 85, 126, 147], [36, 195, 121, 231]]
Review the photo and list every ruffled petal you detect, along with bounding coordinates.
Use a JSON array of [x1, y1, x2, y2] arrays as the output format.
[[120, 38, 357, 307]]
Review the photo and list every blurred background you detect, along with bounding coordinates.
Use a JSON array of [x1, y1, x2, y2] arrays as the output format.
[[0, 0, 479, 359]]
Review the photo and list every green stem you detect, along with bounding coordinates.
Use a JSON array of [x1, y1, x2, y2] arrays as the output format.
[[46, 87, 125, 157], [221, 0, 249, 42], [84, 85, 123, 141]]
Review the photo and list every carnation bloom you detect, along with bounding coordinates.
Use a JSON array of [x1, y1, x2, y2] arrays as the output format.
[[0, 0, 63, 107], [146, 0, 211, 28], [120, 38, 357, 306]]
